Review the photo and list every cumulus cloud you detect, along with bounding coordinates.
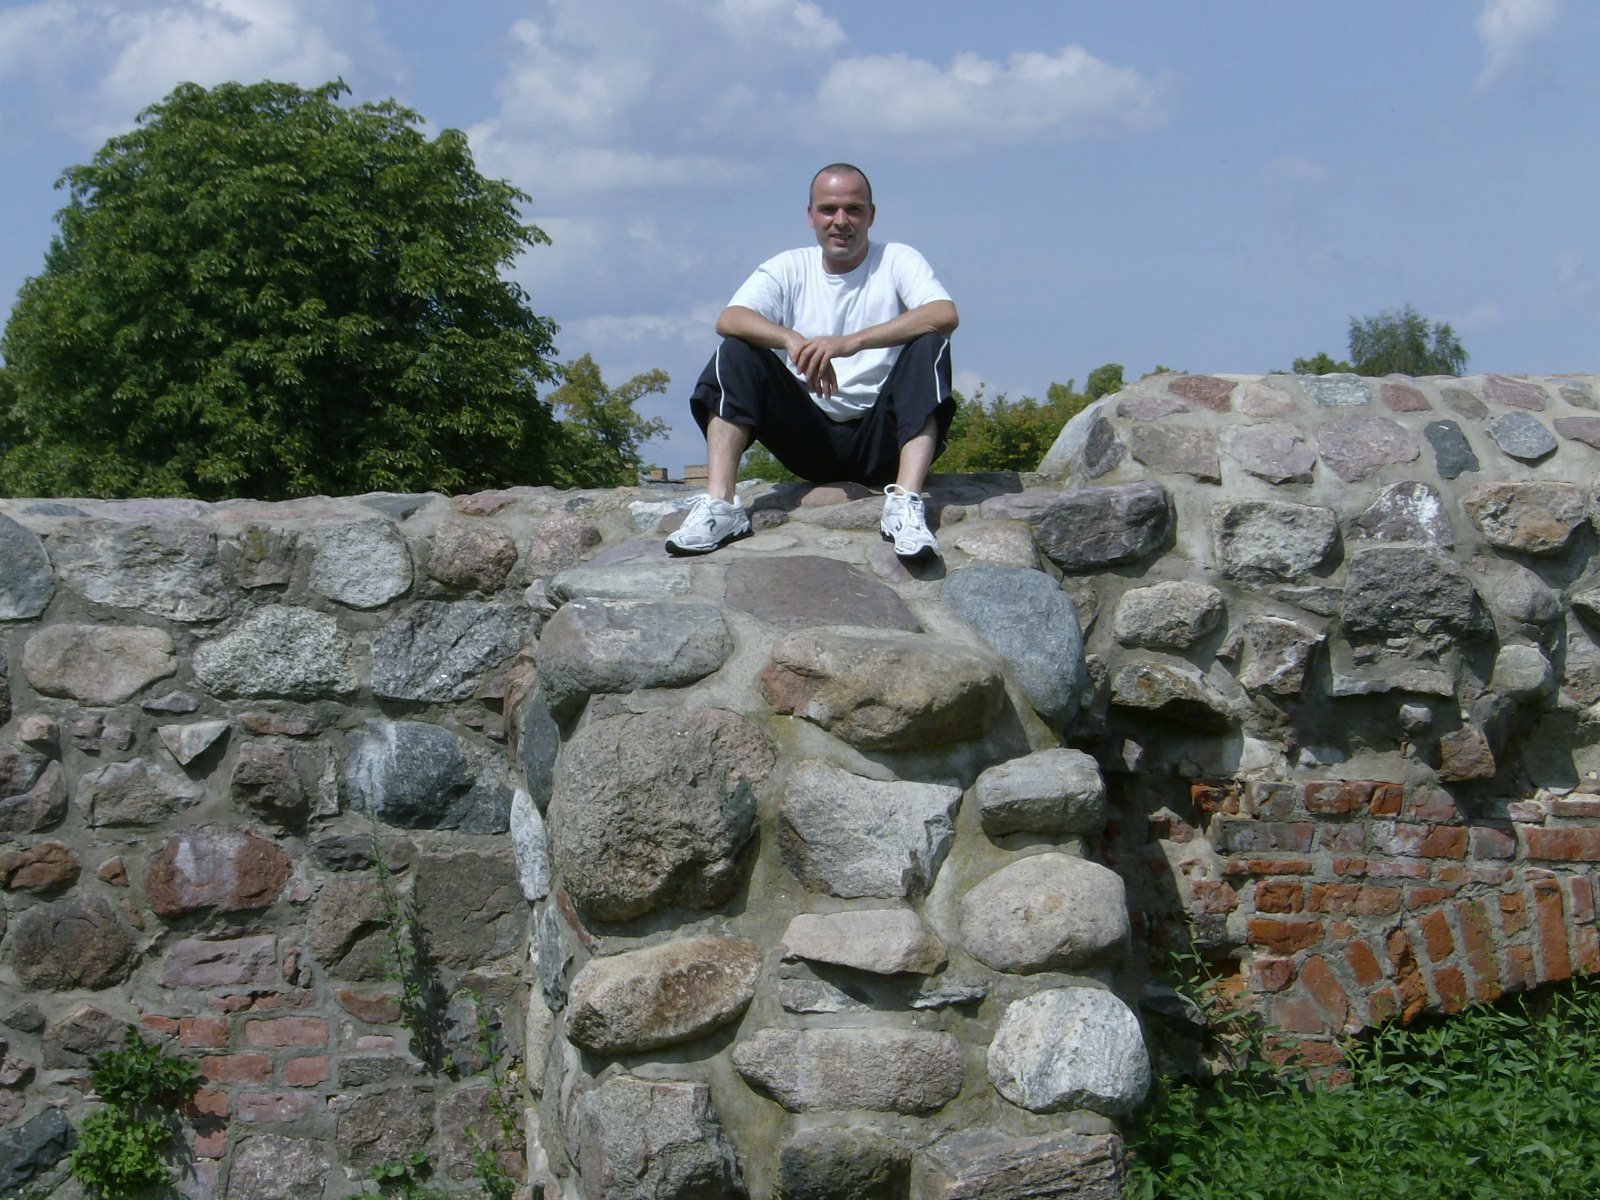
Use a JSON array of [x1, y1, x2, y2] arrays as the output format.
[[1476, 0, 1561, 86], [811, 47, 1169, 149]]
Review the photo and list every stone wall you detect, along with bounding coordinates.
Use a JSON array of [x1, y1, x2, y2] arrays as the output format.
[[0, 368, 1597, 1197]]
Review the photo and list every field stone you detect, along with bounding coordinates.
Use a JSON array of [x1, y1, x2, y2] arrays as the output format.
[[427, 519, 518, 591], [225, 1134, 330, 1200], [1299, 374, 1369, 407], [0, 761, 66, 837], [1317, 413, 1420, 482], [987, 987, 1151, 1116], [80, 760, 204, 828], [916, 1127, 1125, 1200], [1486, 411, 1558, 460], [0, 842, 79, 893], [1109, 660, 1240, 731], [536, 597, 732, 718], [759, 628, 1005, 751], [308, 519, 412, 608], [779, 760, 960, 899], [940, 565, 1087, 726], [1029, 482, 1174, 572], [0, 514, 53, 619], [725, 555, 919, 631], [335, 1090, 435, 1173], [509, 788, 550, 901], [549, 707, 772, 921], [1112, 580, 1223, 649], [21, 624, 176, 705], [413, 849, 523, 968], [1341, 547, 1481, 639], [950, 520, 1039, 567], [1492, 644, 1554, 701], [8, 896, 138, 989], [370, 601, 533, 701], [1486, 564, 1563, 626], [959, 853, 1130, 973], [220, 523, 296, 588], [974, 748, 1106, 837], [566, 935, 761, 1055], [574, 1075, 744, 1200], [307, 877, 389, 981], [144, 827, 292, 916], [732, 1027, 964, 1113], [1424, 419, 1480, 479], [344, 718, 512, 833], [1213, 500, 1338, 583], [157, 719, 229, 766], [1462, 482, 1587, 555], [1238, 616, 1322, 697], [1126, 424, 1220, 481], [524, 512, 603, 580], [1347, 481, 1453, 546], [1220, 423, 1315, 484], [194, 605, 358, 698], [48, 517, 229, 620], [778, 1127, 911, 1200], [231, 740, 315, 829], [779, 909, 946, 975], [0, 1108, 73, 1193], [549, 561, 692, 602]]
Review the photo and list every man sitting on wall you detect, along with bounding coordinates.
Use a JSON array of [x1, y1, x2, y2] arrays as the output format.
[[667, 162, 959, 560]]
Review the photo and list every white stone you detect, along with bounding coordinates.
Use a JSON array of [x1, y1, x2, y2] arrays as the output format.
[[308, 519, 412, 608], [779, 908, 945, 975], [157, 720, 230, 766], [959, 853, 1129, 973], [987, 987, 1150, 1116]]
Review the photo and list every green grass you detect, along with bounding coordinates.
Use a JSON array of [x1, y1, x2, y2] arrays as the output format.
[[1125, 976, 1600, 1200]]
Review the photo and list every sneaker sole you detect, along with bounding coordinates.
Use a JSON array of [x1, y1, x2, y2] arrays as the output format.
[[881, 529, 940, 561], [666, 526, 753, 557]]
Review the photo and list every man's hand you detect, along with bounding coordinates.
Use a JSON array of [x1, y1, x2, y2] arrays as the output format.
[[790, 334, 859, 399]]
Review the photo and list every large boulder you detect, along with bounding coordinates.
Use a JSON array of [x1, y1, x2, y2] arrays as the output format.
[[941, 565, 1087, 726], [959, 853, 1130, 973], [566, 935, 762, 1055], [986, 987, 1151, 1116], [573, 1076, 745, 1200], [732, 1028, 964, 1113]]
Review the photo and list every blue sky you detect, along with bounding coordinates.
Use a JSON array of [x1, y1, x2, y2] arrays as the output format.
[[1, 0, 1594, 476]]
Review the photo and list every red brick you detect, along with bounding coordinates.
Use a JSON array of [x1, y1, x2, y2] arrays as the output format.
[[1432, 966, 1469, 1014], [1254, 880, 1305, 913], [1269, 992, 1327, 1034], [1433, 864, 1469, 885], [1503, 944, 1536, 992], [140, 1015, 179, 1037], [1307, 884, 1402, 916], [192, 1128, 227, 1160], [1189, 879, 1238, 914], [1549, 797, 1600, 819], [1345, 939, 1384, 988], [1405, 887, 1456, 910], [1386, 928, 1429, 1022], [179, 1016, 229, 1049], [200, 1054, 271, 1085], [334, 988, 403, 1025], [1379, 823, 1467, 859], [1328, 919, 1358, 940], [185, 1088, 229, 1119], [1525, 828, 1600, 862], [1532, 878, 1573, 983], [207, 995, 254, 1013], [1407, 787, 1460, 823], [1575, 926, 1600, 975], [1148, 811, 1197, 841], [1303, 781, 1372, 815], [1332, 857, 1369, 877], [1365, 984, 1401, 1027], [244, 1018, 328, 1049], [250, 992, 315, 1010], [1364, 859, 1430, 880], [1499, 892, 1530, 938], [1470, 825, 1516, 860], [1455, 900, 1502, 1004], [1191, 781, 1239, 816], [236, 1093, 318, 1124], [1248, 918, 1324, 955], [1299, 955, 1352, 1028], [1212, 818, 1314, 854], [282, 1056, 329, 1087], [1368, 784, 1403, 817], [1417, 910, 1455, 963], [1567, 876, 1597, 924], [1320, 825, 1364, 853], [1247, 957, 1296, 993], [1245, 782, 1297, 819], [354, 1035, 395, 1051], [1224, 857, 1315, 877]]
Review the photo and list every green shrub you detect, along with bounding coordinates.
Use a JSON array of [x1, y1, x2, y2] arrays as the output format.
[[69, 1026, 200, 1198], [1126, 977, 1600, 1200]]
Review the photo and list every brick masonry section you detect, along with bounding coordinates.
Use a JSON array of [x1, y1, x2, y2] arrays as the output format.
[[1154, 778, 1600, 1054]]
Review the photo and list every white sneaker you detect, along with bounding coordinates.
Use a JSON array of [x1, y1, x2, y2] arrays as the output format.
[[665, 494, 752, 555], [880, 484, 939, 560]]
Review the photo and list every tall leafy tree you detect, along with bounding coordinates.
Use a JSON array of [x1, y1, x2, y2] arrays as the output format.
[[0, 80, 561, 500], [546, 354, 669, 488], [1347, 305, 1468, 376]]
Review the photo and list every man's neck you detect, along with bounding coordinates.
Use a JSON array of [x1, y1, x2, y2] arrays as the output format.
[[822, 241, 870, 275]]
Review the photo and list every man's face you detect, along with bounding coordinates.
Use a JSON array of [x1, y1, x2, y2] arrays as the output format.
[[808, 170, 875, 272]]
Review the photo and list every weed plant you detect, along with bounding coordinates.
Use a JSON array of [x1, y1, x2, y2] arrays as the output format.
[[1126, 976, 1600, 1200], [69, 1025, 200, 1198]]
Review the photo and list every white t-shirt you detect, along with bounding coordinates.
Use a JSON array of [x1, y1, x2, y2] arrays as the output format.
[[726, 241, 952, 420]]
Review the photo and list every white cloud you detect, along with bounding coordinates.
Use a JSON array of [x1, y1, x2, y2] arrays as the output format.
[[1476, 0, 1561, 86], [811, 47, 1169, 149], [706, 0, 844, 50], [1556, 250, 1594, 298], [0, 1, 81, 79]]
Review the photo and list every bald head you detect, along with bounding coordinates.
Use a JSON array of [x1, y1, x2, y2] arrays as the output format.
[[809, 163, 872, 206]]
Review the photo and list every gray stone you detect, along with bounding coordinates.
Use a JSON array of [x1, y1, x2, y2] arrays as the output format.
[[1238, 381, 1297, 416], [974, 748, 1107, 836], [778, 1128, 910, 1200], [335, 1090, 435, 1174], [426, 519, 518, 591], [1381, 381, 1432, 412], [1220, 423, 1315, 484], [1127, 424, 1220, 481], [549, 560, 692, 601], [940, 565, 1087, 727], [8, 896, 138, 989], [370, 600, 532, 701], [1463, 482, 1587, 555], [1486, 410, 1558, 461], [225, 1135, 330, 1200], [48, 517, 229, 620], [779, 760, 960, 899], [536, 598, 731, 718], [1438, 724, 1496, 781], [194, 606, 357, 697], [1110, 660, 1241, 731], [1238, 616, 1322, 696], [0, 761, 66, 837], [1318, 413, 1421, 482], [0, 745, 44, 800], [1424, 419, 1480, 478], [959, 853, 1129, 972], [414, 849, 523, 968], [230, 740, 316, 829], [524, 511, 603, 579], [987, 987, 1150, 1116], [1028, 482, 1174, 572], [308, 519, 411, 608], [1213, 500, 1338, 583], [777, 975, 871, 1014], [509, 788, 550, 901], [1299, 373, 1369, 407], [732, 1028, 964, 1113], [916, 1128, 1125, 1200], [1485, 374, 1548, 410], [1487, 564, 1563, 626], [40, 1005, 122, 1068], [1348, 481, 1453, 546], [308, 877, 389, 981], [516, 686, 560, 812], [80, 760, 204, 827], [1492, 644, 1554, 702], [1563, 615, 1600, 705], [143, 690, 199, 714], [0, 1108, 74, 1193], [1113, 580, 1223, 649], [535, 902, 570, 1011], [725, 555, 919, 631], [759, 628, 1005, 751], [779, 909, 946, 974], [567, 935, 762, 1054], [1553, 416, 1600, 449], [1559, 380, 1600, 409], [0, 514, 53, 620], [950, 520, 1039, 568], [157, 719, 229, 766], [220, 523, 296, 588], [1341, 547, 1481, 639], [549, 707, 772, 921], [574, 1076, 744, 1200], [344, 719, 511, 833], [1116, 393, 1188, 420], [21, 624, 176, 705], [162, 934, 279, 989]]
